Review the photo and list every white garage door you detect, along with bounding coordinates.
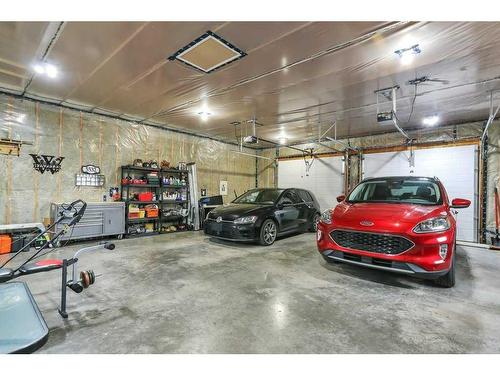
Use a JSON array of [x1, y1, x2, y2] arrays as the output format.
[[363, 144, 478, 242], [278, 156, 343, 211]]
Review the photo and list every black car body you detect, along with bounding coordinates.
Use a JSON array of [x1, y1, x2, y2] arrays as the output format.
[[204, 188, 321, 245]]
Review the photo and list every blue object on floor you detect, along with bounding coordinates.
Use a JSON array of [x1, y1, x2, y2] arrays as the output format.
[[0, 282, 49, 353]]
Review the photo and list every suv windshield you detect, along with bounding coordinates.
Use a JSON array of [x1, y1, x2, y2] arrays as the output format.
[[233, 189, 284, 205], [347, 178, 442, 206]]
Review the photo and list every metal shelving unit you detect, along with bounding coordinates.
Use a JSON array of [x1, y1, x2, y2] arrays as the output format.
[[120, 165, 190, 236]]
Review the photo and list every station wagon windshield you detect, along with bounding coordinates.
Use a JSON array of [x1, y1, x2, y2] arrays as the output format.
[[347, 178, 443, 206], [233, 189, 284, 204]]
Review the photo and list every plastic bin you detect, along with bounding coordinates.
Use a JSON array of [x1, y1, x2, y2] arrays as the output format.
[[145, 208, 159, 218], [11, 234, 26, 253], [0, 235, 12, 254], [129, 210, 145, 219], [138, 192, 154, 201]]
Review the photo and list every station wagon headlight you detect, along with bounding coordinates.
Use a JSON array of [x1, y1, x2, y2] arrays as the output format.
[[413, 216, 451, 233], [234, 216, 257, 224], [320, 209, 333, 224]]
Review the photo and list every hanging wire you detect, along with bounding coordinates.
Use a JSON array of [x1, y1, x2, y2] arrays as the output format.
[[406, 83, 418, 124]]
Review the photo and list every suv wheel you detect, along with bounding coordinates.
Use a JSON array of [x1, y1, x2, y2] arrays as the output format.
[[434, 248, 456, 288], [259, 219, 277, 246]]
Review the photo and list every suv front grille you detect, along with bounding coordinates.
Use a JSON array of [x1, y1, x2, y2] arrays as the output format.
[[330, 230, 413, 255]]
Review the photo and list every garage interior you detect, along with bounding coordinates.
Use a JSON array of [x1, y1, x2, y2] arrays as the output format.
[[0, 20, 500, 354]]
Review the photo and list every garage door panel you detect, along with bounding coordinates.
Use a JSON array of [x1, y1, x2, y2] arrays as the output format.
[[278, 156, 343, 211], [363, 144, 477, 242]]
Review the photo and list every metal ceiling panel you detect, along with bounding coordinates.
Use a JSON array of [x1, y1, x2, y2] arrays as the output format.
[[103, 22, 313, 116], [28, 21, 145, 102], [0, 22, 50, 91], [148, 22, 500, 142], [0, 21, 499, 145], [68, 22, 224, 108], [129, 22, 393, 120]]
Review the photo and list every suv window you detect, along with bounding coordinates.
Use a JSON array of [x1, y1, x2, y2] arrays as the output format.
[[297, 190, 312, 203]]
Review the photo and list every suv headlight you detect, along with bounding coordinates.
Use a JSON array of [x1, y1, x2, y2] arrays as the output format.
[[234, 216, 257, 224], [413, 216, 451, 233], [320, 209, 333, 224]]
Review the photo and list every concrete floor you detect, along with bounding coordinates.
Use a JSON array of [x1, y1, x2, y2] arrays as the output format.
[[2, 231, 500, 353]]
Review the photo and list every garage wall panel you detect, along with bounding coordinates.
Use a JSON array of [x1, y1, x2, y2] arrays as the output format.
[[363, 144, 478, 242], [278, 156, 343, 211], [0, 94, 257, 224]]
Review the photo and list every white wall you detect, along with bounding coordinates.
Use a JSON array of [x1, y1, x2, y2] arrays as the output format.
[[363, 145, 478, 242], [278, 156, 344, 211]]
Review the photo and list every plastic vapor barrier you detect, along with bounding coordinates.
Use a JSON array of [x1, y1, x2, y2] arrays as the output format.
[[0, 94, 257, 224]]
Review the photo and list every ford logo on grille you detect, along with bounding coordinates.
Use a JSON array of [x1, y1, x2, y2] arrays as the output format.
[[360, 220, 374, 226], [216, 216, 223, 223]]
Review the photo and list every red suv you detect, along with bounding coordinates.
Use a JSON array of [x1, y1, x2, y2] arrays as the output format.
[[317, 176, 470, 287]]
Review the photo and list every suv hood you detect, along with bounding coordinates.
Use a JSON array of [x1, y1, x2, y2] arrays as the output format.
[[209, 203, 269, 221], [333, 202, 447, 232]]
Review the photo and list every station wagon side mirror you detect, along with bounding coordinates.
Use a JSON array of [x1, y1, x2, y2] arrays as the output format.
[[336, 195, 346, 203], [451, 198, 471, 209], [277, 199, 293, 209]]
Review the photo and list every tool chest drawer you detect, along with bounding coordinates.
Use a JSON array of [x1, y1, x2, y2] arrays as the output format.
[[50, 202, 125, 241]]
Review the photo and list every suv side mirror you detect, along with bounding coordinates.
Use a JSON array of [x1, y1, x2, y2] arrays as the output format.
[[451, 198, 471, 209], [336, 195, 346, 203]]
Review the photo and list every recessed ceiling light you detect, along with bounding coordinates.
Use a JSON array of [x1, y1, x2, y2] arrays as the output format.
[[422, 115, 439, 126], [17, 114, 26, 122]]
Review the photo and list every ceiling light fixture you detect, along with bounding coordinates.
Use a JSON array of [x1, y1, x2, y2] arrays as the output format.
[[394, 44, 421, 65], [279, 137, 287, 145], [34, 64, 45, 74], [33, 62, 58, 78], [45, 64, 58, 78], [422, 115, 439, 127], [198, 111, 211, 121]]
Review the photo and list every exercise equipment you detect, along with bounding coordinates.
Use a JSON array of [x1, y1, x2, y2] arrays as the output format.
[[57, 241, 115, 317], [0, 199, 116, 353], [0, 199, 87, 274], [0, 282, 49, 354]]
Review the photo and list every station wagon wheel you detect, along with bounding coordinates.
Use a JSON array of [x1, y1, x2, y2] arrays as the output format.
[[310, 213, 321, 232], [259, 219, 277, 246]]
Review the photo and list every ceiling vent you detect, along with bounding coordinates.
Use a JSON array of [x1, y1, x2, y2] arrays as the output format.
[[168, 31, 246, 74]]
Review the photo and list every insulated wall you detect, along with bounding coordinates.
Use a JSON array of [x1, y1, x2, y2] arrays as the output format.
[[277, 156, 343, 211], [363, 144, 478, 242], [0, 94, 257, 224], [485, 120, 500, 239]]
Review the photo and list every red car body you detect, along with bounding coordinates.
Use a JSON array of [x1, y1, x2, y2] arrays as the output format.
[[317, 176, 470, 286]]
